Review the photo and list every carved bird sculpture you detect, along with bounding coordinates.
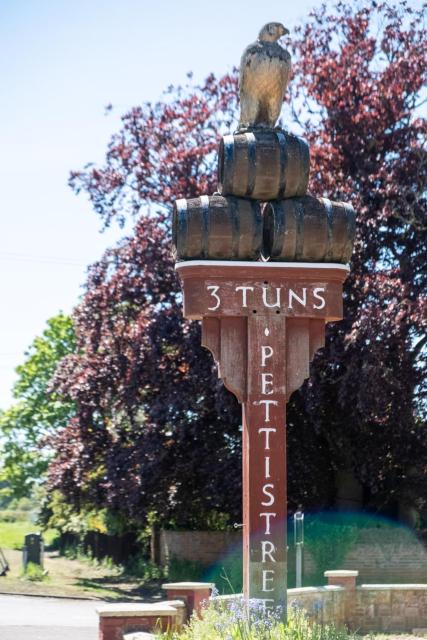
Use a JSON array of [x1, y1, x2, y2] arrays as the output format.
[[238, 22, 291, 131]]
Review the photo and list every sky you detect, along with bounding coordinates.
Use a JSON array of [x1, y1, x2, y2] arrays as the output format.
[[0, 0, 423, 409]]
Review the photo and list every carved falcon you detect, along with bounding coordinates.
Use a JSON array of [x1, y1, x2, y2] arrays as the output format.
[[238, 22, 291, 130]]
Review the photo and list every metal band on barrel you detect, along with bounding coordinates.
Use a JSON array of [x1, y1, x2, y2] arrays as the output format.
[[321, 197, 334, 261], [245, 132, 257, 197], [175, 198, 188, 259], [221, 135, 234, 194], [276, 131, 287, 199], [200, 195, 210, 259], [294, 199, 305, 260], [296, 137, 310, 195], [229, 196, 240, 259]]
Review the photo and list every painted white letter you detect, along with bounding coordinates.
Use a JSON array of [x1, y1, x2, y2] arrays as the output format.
[[261, 540, 276, 563], [254, 399, 278, 422], [207, 285, 221, 311], [261, 345, 273, 367], [288, 288, 307, 308], [262, 569, 275, 592], [258, 428, 276, 450], [235, 286, 254, 308], [260, 512, 276, 535], [313, 287, 326, 310], [261, 373, 274, 395], [261, 484, 275, 507], [262, 286, 281, 308], [265, 456, 270, 479]]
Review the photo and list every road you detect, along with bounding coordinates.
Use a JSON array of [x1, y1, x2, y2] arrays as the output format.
[[0, 593, 98, 640]]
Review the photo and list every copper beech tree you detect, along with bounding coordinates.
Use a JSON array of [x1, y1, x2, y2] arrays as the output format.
[[49, 1, 426, 530]]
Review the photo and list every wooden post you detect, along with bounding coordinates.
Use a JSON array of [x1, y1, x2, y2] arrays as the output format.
[[243, 315, 287, 609], [176, 260, 348, 613]]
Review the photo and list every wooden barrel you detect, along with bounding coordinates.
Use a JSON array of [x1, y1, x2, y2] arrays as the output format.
[[173, 194, 263, 260], [263, 196, 356, 262], [218, 130, 310, 201]]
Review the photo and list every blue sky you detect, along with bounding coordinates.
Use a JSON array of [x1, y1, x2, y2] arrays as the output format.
[[0, 0, 422, 408]]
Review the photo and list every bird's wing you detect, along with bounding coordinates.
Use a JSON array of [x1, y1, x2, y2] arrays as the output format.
[[239, 43, 264, 96]]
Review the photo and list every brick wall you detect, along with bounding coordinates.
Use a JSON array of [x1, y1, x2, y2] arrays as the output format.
[[218, 585, 427, 633], [288, 585, 427, 633], [159, 529, 427, 584], [159, 530, 241, 566]]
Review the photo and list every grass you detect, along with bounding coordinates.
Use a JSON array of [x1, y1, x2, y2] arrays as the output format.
[[0, 547, 165, 600], [21, 561, 48, 582], [0, 520, 58, 550]]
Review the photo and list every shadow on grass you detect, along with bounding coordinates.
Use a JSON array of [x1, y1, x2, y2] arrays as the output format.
[[74, 576, 164, 602]]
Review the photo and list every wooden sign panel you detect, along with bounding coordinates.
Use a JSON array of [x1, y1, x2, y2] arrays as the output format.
[[176, 260, 349, 611]]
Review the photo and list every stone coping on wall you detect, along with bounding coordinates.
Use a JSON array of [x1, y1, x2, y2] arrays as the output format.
[[289, 585, 344, 595], [161, 581, 215, 590], [325, 570, 359, 577], [97, 602, 182, 617], [359, 583, 427, 590], [212, 586, 345, 600]]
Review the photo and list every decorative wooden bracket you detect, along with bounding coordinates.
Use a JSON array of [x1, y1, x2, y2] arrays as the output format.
[[176, 260, 348, 610]]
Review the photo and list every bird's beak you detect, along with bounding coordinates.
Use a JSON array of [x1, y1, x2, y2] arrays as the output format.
[[282, 27, 290, 36]]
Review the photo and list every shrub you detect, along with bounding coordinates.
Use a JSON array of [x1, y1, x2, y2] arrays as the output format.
[[0, 510, 30, 523]]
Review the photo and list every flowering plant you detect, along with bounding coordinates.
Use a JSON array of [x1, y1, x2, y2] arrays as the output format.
[[159, 593, 355, 639]]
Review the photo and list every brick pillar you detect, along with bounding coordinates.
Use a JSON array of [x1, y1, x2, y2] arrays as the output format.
[[162, 582, 213, 619], [324, 570, 358, 629], [97, 604, 178, 640]]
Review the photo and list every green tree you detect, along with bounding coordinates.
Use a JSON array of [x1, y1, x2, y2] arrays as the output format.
[[0, 313, 76, 498]]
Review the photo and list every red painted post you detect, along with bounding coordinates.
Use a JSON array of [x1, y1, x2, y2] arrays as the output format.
[[176, 260, 349, 614], [242, 315, 287, 608]]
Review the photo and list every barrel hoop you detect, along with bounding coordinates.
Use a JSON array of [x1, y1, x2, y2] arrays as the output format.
[[268, 201, 281, 259], [221, 135, 235, 194], [276, 131, 288, 199], [175, 199, 188, 258], [200, 195, 210, 259], [295, 199, 305, 260], [321, 197, 334, 261], [275, 201, 286, 258], [250, 199, 262, 256], [343, 203, 356, 262], [245, 132, 257, 197], [229, 197, 240, 259], [296, 138, 310, 195]]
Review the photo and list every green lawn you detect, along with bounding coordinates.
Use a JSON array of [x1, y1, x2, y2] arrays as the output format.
[[0, 520, 58, 550]]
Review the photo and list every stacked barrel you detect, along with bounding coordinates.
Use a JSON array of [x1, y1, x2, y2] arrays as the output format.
[[172, 128, 355, 263]]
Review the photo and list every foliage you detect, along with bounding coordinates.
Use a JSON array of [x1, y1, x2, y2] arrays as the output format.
[[0, 510, 31, 523], [0, 314, 76, 498], [159, 599, 355, 639], [287, 0, 427, 513], [123, 555, 164, 580], [47, 0, 427, 531], [304, 518, 359, 582], [21, 561, 47, 582], [166, 556, 243, 595]]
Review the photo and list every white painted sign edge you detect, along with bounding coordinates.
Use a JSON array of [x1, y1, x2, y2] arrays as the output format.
[[175, 260, 350, 272]]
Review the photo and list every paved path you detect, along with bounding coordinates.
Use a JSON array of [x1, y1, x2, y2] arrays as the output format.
[[0, 593, 98, 640]]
